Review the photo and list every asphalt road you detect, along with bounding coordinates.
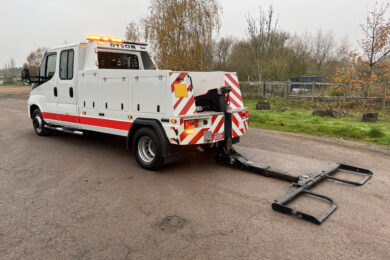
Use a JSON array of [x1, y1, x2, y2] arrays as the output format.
[[0, 88, 389, 259]]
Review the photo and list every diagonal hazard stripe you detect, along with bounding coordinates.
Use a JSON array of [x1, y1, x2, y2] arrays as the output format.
[[174, 97, 184, 110], [225, 74, 240, 89], [180, 131, 191, 142], [213, 117, 224, 136], [211, 115, 217, 125], [189, 128, 209, 145], [171, 72, 188, 92], [179, 97, 195, 115], [229, 97, 241, 108], [232, 129, 238, 138], [232, 113, 240, 128], [230, 87, 243, 102]]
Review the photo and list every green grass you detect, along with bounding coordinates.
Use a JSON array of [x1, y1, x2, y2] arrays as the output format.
[[244, 98, 390, 146], [0, 84, 26, 87]]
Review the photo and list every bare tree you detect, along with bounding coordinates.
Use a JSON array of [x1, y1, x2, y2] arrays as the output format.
[[125, 21, 141, 42], [144, 0, 222, 71], [213, 36, 236, 69], [311, 29, 335, 67], [26, 48, 46, 75], [360, 2, 390, 75], [246, 5, 289, 80]]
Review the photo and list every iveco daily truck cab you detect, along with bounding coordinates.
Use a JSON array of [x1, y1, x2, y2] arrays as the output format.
[[22, 35, 249, 170]]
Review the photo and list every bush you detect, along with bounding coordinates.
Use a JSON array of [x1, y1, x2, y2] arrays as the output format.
[[368, 127, 385, 138]]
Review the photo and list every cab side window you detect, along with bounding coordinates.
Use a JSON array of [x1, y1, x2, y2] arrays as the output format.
[[39, 56, 47, 79], [38, 53, 57, 82], [46, 54, 57, 80], [60, 50, 74, 80]]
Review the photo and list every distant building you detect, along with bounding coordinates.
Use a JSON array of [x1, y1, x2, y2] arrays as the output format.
[[291, 76, 323, 91], [0, 76, 4, 85]]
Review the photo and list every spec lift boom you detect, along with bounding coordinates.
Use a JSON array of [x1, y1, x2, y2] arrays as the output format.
[[213, 86, 373, 225]]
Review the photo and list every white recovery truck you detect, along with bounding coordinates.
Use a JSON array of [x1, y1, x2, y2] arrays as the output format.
[[22, 35, 372, 225], [23, 35, 249, 170]]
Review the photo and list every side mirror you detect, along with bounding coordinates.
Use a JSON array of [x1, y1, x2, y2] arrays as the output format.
[[21, 69, 31, 84]]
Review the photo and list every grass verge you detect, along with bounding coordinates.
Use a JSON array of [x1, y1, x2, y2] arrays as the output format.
[[245, 98, 390, 146], [0, 84, 26, 87]]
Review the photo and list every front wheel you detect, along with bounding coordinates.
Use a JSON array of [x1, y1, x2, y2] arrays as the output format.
[[133, 127, 164, 170], [32, 109, 49, 136]]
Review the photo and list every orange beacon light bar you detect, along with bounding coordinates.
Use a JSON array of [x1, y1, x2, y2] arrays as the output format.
[[86, 35, 124, 43]]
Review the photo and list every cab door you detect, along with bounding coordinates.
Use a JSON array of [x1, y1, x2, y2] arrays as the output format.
[[56, 48, 79, 126], [39, 52, 59, 124]]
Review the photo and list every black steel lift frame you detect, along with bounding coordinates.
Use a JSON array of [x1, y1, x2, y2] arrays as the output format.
[[215, 86, 373, 225]]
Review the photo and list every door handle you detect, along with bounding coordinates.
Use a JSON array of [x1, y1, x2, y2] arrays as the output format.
[[54, 87, 57, 97], [69, 87, 74, 98]]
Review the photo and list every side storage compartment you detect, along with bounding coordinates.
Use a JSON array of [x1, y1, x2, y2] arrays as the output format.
[[100, 75, 129, 112], [132, 76, 167, 114], [78, 71, 99, 112]]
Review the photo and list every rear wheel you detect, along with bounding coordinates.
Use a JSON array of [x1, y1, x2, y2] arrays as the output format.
[[133, 127, 164, 170], [32, 109, 49, 136]]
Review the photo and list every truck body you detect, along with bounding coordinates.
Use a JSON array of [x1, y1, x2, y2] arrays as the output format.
[[26, 35, 248, 169]]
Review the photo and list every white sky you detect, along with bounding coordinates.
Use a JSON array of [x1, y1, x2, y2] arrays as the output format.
[[0, 0, 377, 67]]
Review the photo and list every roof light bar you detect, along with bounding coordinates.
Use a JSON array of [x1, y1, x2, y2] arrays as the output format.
[[86, 35, 101, 41], [86, 35, 124, 43], [111, 38, 124, 43], [86, 35, 148, 46]]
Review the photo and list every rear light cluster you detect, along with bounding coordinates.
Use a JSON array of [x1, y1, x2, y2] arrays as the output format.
[[184, 119, 209, 129], [184, 119, 198, 129], [244, 111, 249, 119]]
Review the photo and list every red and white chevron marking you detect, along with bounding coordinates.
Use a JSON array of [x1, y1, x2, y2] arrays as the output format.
[[170, 72, 197, 116], [224, 73, 244, 109], [179, 127, 209, 145], [211, 114, 225, 141], [179, 115, 225, 145], [232, 112, 248, 138]]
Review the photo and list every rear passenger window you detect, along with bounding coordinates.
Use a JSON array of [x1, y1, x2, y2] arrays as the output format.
[[98, 52, 140, 70], [60, 49, 74, 80]]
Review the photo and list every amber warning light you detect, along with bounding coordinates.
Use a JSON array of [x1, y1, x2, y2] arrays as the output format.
[[86, 35, 124, 43], [86, 35, 148, 46]]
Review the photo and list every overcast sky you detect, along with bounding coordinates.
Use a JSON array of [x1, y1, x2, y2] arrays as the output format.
[[1, 0, 378, 67]]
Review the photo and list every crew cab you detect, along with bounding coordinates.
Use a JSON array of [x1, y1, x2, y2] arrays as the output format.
[[22, 35, 248, 170]]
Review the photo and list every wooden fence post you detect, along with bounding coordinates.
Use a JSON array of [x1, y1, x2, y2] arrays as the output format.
[[263, 82, 266, 96], [311, 82, 316, 102], [383, 82, 388, 108], [284, 82, 288, 98], [343, 83, 347, 103]]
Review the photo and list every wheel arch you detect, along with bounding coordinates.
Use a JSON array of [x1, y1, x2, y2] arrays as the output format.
[[29, 104, 42, 119], [127, 118, 171, 157]]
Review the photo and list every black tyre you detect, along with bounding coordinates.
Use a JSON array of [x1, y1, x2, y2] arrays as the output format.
[[133, 127, 164, 170], [32, 109, 49, 136]]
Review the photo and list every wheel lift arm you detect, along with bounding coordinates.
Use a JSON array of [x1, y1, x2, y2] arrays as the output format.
[[215, 86, 373, 225]]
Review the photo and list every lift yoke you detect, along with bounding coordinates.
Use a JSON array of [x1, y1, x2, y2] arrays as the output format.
[[215, 86, 373, 225]]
